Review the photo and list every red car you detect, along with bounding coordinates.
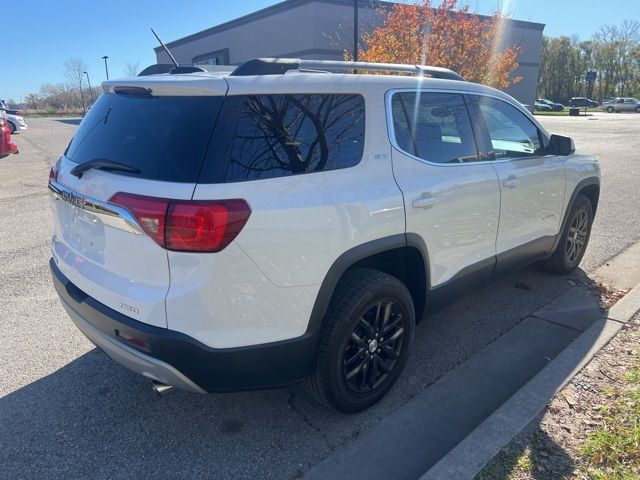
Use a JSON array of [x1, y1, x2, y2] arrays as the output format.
[[0, 110, 18, 158]]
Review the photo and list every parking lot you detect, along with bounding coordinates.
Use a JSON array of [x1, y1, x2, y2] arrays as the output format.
[[1, 112, 639, 480]]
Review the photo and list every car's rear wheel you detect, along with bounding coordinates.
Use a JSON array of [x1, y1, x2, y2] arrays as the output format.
[[541, 194, 593, 275], [8, 122, 16, 134], [304, 268, 415, 413], [606, 106, 614, 113]]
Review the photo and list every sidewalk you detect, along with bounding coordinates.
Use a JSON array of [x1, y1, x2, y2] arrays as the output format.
[[477, 314, 639, 479]]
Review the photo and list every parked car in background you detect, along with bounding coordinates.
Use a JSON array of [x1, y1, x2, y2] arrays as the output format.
[[600, 97, 640, 113], [6, 112, 27, 133], [0, 110, 18, 158], [536, 98, 564, 111], [534, 101, 552, 111], [0, 99, 22, 116], [568, 97, 599, 108]]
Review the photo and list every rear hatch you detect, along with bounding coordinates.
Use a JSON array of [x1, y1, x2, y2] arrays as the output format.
[[50, 76, 227, 328]]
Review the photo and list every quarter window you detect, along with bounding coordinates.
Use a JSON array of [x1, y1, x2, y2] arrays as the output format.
[[475, 96, 545, 159], [391, 92, 479, 164], [207, 94, 365, 182]]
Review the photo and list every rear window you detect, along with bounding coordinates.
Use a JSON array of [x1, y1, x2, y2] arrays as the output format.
[[65, 93, 223, 183], [199, 94, 365, 183]]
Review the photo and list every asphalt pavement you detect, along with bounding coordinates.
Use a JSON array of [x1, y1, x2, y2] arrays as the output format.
[[0, 113, 639, 480]]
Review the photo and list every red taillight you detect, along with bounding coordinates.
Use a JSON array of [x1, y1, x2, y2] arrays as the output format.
[[109, 192, 169, 247], [49, 159, 60, 181], [109, 193, 251, 253]]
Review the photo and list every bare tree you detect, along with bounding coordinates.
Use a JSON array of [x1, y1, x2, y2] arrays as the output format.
[[228, 94, 365, 179], [63, 57, 88, 90], [124, 61, 141, 77]]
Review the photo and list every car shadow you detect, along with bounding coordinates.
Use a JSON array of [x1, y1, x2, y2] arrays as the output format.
[[53, 118, 82, 126], [0, 266, 606, 479]]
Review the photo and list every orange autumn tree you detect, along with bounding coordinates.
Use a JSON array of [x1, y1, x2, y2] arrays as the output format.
[[357, 0, 522, 89]]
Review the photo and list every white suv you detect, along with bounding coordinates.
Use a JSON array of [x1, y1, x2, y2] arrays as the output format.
[[49, 59, 600, 412]]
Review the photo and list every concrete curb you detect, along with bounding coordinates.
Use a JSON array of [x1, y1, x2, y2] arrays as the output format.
[[420, 282, 640, 480]]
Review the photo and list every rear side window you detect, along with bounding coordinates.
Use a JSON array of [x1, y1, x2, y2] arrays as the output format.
[[474, 96, 545, 159], [200, 94, 365, 183], [391, 92, 479, 164], [65, 93, 223, 182]]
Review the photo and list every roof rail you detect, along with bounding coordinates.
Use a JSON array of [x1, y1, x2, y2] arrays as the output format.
[[230, 58, 465, 81]]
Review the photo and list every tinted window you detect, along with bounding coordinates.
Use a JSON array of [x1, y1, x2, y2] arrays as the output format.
[[200, 94, 365, 183], [66, 93, 223, 182], [475, 96, 545, 159], [391, 92, 479, 164]]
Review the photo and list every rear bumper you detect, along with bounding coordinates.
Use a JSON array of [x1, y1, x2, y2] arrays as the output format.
[[50, 258, 316, 393]]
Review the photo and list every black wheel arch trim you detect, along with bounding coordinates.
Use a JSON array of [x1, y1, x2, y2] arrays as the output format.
[[551, 176, 600, 253], [305, 234, 430, 338]]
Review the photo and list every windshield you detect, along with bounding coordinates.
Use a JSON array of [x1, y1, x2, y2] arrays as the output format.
[[66, 92, 223, 183]]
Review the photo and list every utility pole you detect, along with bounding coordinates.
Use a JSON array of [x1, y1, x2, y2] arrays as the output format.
[[102, 56, 110, 80]]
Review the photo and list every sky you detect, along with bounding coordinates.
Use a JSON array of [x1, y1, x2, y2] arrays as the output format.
[[2, 0, 639, 101]]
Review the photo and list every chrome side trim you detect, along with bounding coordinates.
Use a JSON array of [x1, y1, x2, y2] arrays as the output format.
[[48, 180, 144, 235]]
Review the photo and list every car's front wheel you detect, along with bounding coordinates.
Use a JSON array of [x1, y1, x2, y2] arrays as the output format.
[[304, 269, 415, 413], [606, 106, 614, 113], [541, 194, 593, 275], [635, 106, 640, 113], [8, 122, 16, 134]]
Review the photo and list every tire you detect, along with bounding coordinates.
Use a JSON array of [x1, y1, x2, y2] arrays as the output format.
[[304, 268, 415, 413], [8, 122, 16, 134], [541, 194, 593, 275], [606, 106, 614, 113], [635, 106, 640, 113]]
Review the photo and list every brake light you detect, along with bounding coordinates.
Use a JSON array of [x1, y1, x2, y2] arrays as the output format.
[[49, 159, 60, 181], [109, 193, 251, 253], [109, 193, 169, 247]]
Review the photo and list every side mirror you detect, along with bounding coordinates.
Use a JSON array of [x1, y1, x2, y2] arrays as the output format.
[[549, 134, 575, 156]]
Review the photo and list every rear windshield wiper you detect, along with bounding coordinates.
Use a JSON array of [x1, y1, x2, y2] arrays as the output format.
[[70, 158, 141, 179]]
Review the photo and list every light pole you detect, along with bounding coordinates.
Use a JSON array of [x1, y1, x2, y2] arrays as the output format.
[[102, 55, 109, 80], [353, 0, 359, 73], [83, 71, 94, 104], [79, 75, 86, 114]]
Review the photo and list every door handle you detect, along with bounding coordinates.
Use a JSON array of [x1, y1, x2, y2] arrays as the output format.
[[412, 193, 438, 209], [502, 175, 519, 189]]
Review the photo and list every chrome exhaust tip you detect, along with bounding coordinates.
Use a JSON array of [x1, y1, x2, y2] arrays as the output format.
[[149, 379, 174, 397]]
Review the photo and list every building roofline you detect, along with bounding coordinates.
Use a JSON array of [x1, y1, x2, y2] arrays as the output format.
[[155, 0, 545, 52]]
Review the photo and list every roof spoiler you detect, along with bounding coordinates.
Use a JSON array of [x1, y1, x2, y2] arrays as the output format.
[[137, 64, 206, 76], [230, 58, 465, 81]]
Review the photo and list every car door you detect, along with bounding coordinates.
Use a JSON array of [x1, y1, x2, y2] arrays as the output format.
[[623, 98, 637, 111], [470, 95, 566, 270], [388, 90, 500, 288]]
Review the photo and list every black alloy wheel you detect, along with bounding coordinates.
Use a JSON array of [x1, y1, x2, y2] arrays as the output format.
[[565, 208, 589, 266], [343, 300, 406, 394], [541, 194, 593, 275], [304, 268, 415, 412]]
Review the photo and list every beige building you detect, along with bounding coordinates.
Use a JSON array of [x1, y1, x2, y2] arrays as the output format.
[[155, 0, 544, 105]]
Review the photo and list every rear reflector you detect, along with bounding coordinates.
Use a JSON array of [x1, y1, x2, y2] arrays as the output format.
[[109, 193, 251, 253]]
